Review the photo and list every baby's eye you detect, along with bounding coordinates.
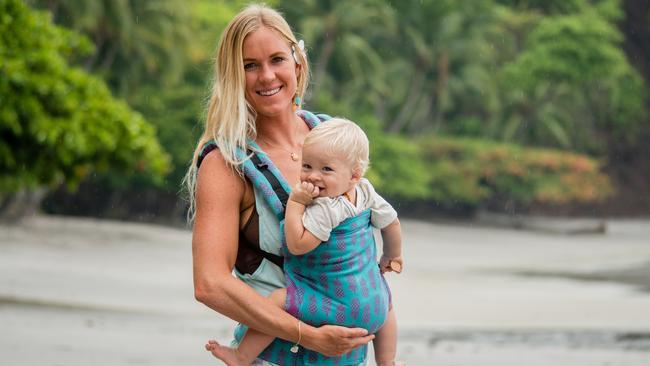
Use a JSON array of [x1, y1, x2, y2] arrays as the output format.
[[244, 62, 257, 71], [302, 164, 311, 170], [322, 166, 334, 172]]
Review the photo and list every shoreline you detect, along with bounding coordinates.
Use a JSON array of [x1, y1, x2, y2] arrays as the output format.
[[2, 215, 650, 365]]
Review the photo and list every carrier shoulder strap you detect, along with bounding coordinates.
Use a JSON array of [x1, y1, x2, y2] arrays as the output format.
[[248, 152, 290, 209], [197, 141, 286, 268]]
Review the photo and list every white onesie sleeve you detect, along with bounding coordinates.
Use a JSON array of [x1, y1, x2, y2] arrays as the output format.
[[358, 179, 398, 229], [301, 197, 354, 242]]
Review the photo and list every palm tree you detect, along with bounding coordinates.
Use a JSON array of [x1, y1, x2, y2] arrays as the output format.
[[282, 0, 397, 106], [385, 0, 498, 135], [27, 0, 192, 100]]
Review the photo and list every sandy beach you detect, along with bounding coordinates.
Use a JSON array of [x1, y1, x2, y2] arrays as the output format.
[[1, 215, 650, 365]]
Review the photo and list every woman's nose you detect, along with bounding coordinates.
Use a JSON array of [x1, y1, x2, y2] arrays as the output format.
[[259, 64, 275, 82]]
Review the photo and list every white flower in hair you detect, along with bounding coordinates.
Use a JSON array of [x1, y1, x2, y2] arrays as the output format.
[[292, 39, 306, 65]]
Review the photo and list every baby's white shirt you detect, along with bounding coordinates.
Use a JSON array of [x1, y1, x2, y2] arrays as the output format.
[[302, 178, 398, 242]]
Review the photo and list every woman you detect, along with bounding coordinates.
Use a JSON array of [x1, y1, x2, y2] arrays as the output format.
[[186, 4, 374, 365]]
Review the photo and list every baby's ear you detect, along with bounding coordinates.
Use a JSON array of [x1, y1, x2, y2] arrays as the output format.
[[351, 168, 362, 183]]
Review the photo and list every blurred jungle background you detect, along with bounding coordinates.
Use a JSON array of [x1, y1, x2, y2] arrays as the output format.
[[2, 0, 650, 223]]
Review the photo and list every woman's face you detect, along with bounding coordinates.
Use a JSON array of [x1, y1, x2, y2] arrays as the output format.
[[242, 27, 299, 119]]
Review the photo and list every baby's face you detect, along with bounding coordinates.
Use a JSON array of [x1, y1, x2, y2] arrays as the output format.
[[300, 144, 358, 198]]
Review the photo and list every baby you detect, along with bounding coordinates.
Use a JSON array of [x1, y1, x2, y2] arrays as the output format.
[[207, 118, 403, 366]]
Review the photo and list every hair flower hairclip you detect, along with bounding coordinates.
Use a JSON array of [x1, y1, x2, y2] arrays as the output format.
[[292, 39, 306, 65]]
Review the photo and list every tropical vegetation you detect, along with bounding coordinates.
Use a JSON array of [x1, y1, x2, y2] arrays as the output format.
[[0, 0, 169, 218], [2, 0, 649, 220]]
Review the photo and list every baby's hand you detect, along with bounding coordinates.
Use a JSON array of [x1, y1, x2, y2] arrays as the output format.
[[289, 181, 320, 205], [379, 255, 403, 274]]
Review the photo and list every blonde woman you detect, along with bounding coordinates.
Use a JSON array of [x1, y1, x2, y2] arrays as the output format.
[[187, 4, 374, 365]]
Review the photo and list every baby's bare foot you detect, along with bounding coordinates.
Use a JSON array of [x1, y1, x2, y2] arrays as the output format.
[[205, 340, 245, 366]]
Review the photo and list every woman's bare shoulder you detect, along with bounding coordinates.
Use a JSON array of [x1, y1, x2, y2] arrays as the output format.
[[196, 150, 245, 204]]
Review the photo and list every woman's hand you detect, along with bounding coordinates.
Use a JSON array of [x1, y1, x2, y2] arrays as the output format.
[[301, 324, 375, 357]]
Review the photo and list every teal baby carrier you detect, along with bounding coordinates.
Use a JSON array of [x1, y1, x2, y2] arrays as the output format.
[[280, 209, 390, 365], [199, 110, 389, 365]]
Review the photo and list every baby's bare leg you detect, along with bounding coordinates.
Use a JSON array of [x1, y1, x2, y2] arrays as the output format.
[[206, 288, 287, 366], [235, 289, 287, 358], [373, 308, 398, 366]]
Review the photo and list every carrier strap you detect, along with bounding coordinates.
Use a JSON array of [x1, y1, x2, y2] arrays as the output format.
[[252, 240, 284, 268], [248, 151, 290, 210]]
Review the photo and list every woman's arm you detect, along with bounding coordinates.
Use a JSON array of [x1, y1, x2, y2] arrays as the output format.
[[192, 153, 373, 356]]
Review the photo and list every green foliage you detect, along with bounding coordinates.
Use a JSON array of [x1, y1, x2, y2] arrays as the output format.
[[282, 0, 398, 108], [309, 91, 431, 199], [419, 136, 613, 208], [383, 0, 501, 135], [23, 0, 242, 192], [282, 0, 647, 158], [131, 0, 247, 190], [130, 79, 203, 189], [13, 0, 646, 218], [187, 0, 254, 61], [27, 0, 194, 98], [507, 14, 622, 86], [495, 0, 588, 14], [496, 0, 623, 20], [284, 0, 640, 204], [496, 9, 647, 153], [357, 116, 431, 199], [0, 0, 169, 192]]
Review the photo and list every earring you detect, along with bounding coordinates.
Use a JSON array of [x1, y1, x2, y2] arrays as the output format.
[[293, 95, 302, 111]]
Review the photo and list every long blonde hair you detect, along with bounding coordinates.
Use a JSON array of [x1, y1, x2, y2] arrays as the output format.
[[184, 4, 309, 222]]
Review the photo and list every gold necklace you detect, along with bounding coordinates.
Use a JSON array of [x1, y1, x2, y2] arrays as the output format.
[[258, 137, 300, 161], [257, 119, 301, 161]]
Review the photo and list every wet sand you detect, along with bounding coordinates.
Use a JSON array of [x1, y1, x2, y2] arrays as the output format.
[[1, 215, 650, 365]]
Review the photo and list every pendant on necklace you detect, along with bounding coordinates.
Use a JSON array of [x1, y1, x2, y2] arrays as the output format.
[[290, 152, 299, 161]]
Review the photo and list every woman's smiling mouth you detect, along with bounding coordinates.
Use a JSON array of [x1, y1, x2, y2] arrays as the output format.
[[257, 86, 282, 96]]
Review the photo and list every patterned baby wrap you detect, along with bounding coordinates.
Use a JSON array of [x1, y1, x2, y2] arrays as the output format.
[[271, 209, 390, 365]]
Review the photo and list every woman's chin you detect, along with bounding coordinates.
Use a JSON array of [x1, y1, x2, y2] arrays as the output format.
[[252, 99, 293, 117]]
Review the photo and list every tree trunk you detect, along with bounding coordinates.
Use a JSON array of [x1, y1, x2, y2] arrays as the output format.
[[310, 27, 337, 103], [431, 51, 450, 132], [387, 70, 426, 133], [0, 189, 46, 223]]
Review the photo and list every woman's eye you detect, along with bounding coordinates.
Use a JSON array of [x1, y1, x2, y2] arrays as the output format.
[[272, 56, 285, 63], [244, 62, 257, 71]]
